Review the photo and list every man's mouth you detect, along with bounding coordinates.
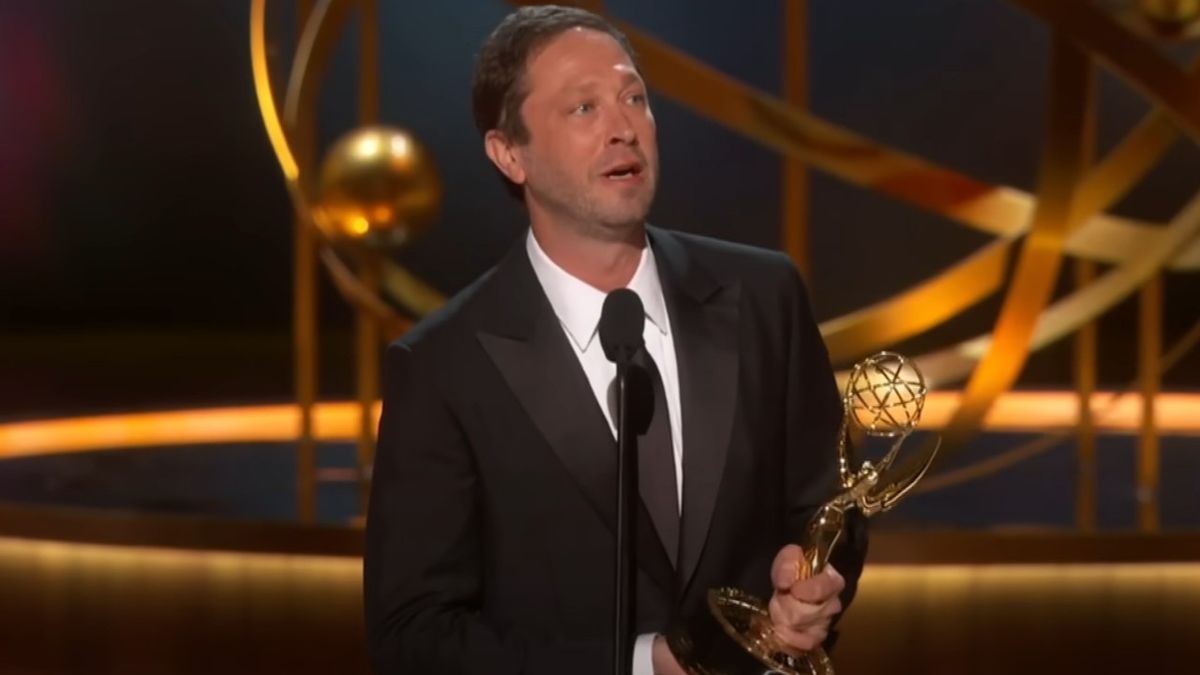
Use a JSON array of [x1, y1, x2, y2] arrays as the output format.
[[601, 161, 644, 181]]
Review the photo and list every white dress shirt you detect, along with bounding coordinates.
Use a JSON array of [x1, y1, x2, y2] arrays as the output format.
[[526, 230, 682, 675]]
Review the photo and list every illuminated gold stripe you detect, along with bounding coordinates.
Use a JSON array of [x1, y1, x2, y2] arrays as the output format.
[[2, 539, 1197, 581], [0, 535, 361, 583], [820, 243, 1010, 364], [249, 0, 298, 181], [0, 404, 381, 459], [920, 391, 1200, 435], [856, 563, 1200, 587], [355, 0, 382, 514], [1069, 108, 1180, 232], [931, 36, 1096, 456], [3, 537, 1198, 589], [1138, 275, 1163, 532], [821, 92, 1194, 363], [355, 259, 382, 511], [1074, 258, 1098, 531], [1, 393, 1196, 461], [282, 0, 353, 196], [287, 0, 334, 523], [841, 562, 1200, 659], [0, 533, 360, 564], [912, 193, 1200, 387], [913, 320, 1199, 494]]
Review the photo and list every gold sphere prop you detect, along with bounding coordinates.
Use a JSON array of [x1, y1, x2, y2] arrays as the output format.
[[312, 126, 441, 246]]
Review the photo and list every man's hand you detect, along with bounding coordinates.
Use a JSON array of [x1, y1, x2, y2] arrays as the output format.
[[768, 544, 844, 654], [652, 635, 688, 675]]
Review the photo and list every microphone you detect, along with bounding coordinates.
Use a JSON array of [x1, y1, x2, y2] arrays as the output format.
[[599, 288, 644, 365], [597, 287, 645, 675], [601, 289, 653, 435]]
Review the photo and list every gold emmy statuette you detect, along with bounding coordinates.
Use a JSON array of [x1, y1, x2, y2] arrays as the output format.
[[668, 351, 940, 675]]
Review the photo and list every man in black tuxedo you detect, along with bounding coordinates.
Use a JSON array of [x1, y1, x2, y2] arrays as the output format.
[[364, 5, 865, 674]]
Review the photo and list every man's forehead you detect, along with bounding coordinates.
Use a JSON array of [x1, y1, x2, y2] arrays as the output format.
[[527, 27, 636, 79]]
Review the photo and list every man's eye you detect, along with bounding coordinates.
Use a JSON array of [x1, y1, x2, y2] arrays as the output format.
[[573, 102, 595, 114], [627, 93, 647, 105]]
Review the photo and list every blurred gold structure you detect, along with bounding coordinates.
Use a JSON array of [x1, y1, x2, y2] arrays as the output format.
[[248, 0, 1198, 528], [1, 4, 1198, 673], [1139, 0, 1200, 26], [313, 126, 441, 245], [251, 0, 446, 521]]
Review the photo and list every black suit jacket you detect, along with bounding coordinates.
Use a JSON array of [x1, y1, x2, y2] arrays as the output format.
[[365, 227, 866, 674]]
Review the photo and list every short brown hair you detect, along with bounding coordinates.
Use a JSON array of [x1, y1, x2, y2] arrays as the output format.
[[470, 5, 637, 200]]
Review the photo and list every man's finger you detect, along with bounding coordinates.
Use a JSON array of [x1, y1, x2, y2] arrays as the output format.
[[770, 592, 841, 629], [770, 621, 827, 655], [789, 565, 845, 603], [769, 592, 817, 629], [822, 597, 843, 620], [825, 565, 845, 588], [770, 544, 805, 591]]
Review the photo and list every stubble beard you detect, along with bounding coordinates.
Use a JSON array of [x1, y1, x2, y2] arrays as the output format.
[[525, 162, 656, 243]]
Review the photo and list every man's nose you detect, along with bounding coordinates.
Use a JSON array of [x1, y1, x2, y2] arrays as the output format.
[[605, 108, 637, 145]]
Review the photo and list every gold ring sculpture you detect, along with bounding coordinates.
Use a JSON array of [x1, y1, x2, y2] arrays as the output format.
[[250, 0, 1198, 524]]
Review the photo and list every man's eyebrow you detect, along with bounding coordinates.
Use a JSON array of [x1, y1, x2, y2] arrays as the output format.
[[557, 71, 643, 96], [617, 70, 643, 87], [560, 80, 601, 96]]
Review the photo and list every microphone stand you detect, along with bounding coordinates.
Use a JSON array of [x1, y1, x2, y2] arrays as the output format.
[[599, 289, 646, 675], [612, 355, 637, 675]]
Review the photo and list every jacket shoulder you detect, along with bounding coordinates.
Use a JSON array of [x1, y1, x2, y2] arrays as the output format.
[[662, 229, 803, 292], [387, 265, 500, 358]]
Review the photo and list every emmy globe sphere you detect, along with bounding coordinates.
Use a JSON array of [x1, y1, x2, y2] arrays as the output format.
[[844, 351, 926, 437], [312, 126, 441, 247]]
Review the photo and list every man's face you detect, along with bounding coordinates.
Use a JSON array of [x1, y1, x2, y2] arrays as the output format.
[[500, 28, 659, 239]]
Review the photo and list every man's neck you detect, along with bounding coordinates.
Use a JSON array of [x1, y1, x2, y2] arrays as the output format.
[[530, 220, 646, 293]]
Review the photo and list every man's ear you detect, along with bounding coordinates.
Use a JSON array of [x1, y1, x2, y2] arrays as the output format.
[[484, 130, 527, 187]]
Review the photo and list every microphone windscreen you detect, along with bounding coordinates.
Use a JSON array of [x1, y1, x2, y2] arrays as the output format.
[[598, 288, 644, 364]]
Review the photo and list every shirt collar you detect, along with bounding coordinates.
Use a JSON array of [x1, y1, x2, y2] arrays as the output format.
[[526, 229, 669, 353]]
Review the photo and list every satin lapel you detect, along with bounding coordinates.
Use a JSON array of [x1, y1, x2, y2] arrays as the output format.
[[650, 228, 741, 592], [476, 243, 675, 595]]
